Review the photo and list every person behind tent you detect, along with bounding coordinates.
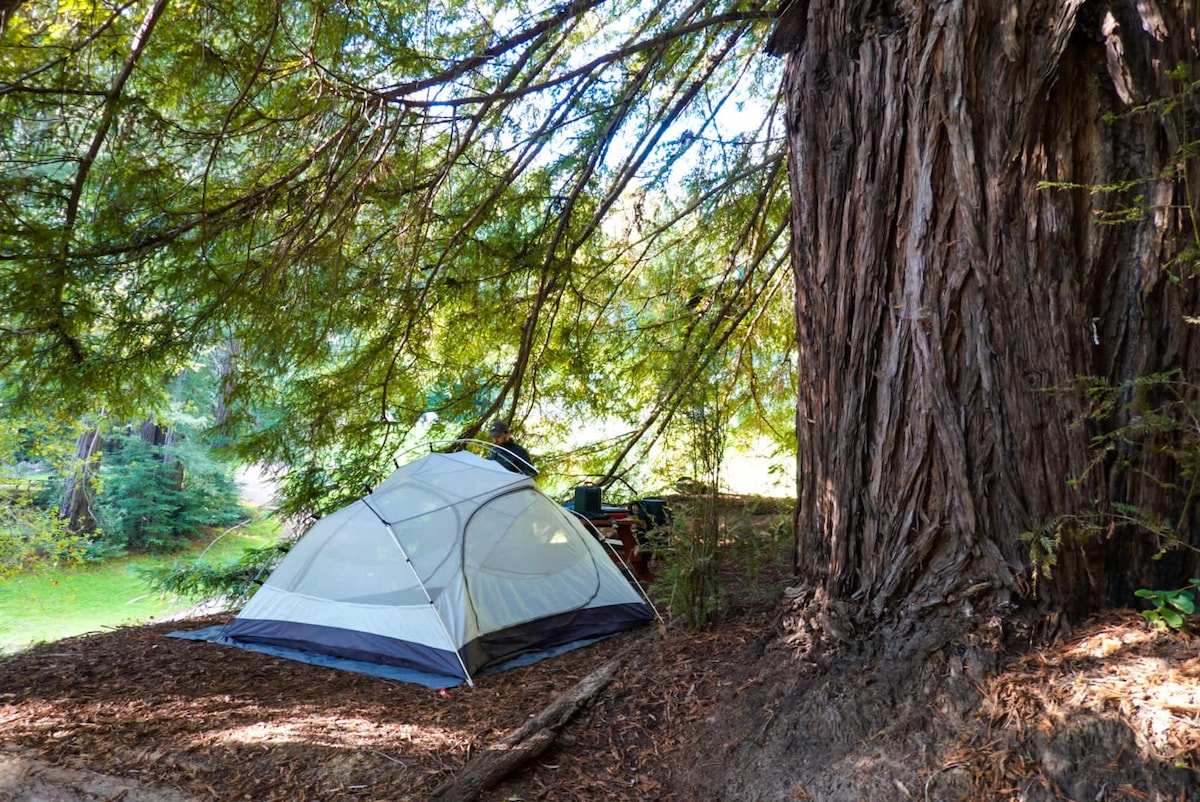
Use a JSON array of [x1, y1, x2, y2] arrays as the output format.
[[487, 420, 537, 476]]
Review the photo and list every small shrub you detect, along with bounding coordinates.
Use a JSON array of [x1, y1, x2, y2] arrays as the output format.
[[660, 493, 723, 627], [0, 478, 90, 577], [138, 542, 288, 607], [727, 497, 794, 596], [1135, 579, 1200, 629], [94, 432, 244, 553]]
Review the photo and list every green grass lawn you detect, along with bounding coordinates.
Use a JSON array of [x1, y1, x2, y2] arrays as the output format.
[[0, 519, 279, 655]]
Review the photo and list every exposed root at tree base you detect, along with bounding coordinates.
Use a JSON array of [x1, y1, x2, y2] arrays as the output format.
[[680, 601, 1200, 801]]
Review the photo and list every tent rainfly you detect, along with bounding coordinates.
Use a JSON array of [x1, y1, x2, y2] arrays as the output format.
[[222, 451, 654, 685]]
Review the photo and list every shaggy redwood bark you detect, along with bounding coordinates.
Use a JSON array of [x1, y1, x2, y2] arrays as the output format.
[[774, 1, 1199, 623]]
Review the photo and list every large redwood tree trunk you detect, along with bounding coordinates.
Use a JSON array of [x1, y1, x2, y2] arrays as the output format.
[[774, 0, 1199, 624]]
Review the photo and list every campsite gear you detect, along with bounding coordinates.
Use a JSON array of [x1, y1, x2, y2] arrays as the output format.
[[574, 485, 603, 516], [634, 498, 671, 529], [577, 512, 642, 578], [566, 484, 671, 583], [223, 451, 653, 686]]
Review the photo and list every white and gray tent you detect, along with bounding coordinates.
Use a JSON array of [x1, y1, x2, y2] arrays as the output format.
[[218, 451, 653, 686]]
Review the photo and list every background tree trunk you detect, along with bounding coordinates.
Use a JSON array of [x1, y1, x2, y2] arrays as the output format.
[[139, 419, 183, 492], [59, 426, 102, 534], [213, 339, 242, 435], [775, 0, 1199, 625]]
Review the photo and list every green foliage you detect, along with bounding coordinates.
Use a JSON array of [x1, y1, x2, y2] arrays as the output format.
[[0, 411, 91, 576], [93, 430, 244, 552], [134, 514, 285, 609], [137, 541, 286, 607], [653, 493, 793, 624], [660, 383, 727, 627], [0, 0, 793, 515], [1135, 579, 1200, 629], [657, 504, 721, 627], [1018, 516, 1071, 596], [731, 497, 794, 581], [0, 478, 90, 577]]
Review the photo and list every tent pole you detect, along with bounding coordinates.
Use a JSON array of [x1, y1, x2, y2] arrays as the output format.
[[362, 498, 476, 688], [568, 510, 664, 624]]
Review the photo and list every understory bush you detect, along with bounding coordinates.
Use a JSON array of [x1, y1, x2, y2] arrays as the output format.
[[661, 389, 727, 627], [0, 479, 90, 577], [138, 540, 288, 607], [0, 415, 90, 576], [93, 432, 244, 553]]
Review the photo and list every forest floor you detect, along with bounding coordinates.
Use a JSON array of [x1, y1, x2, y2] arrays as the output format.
[[1, 497, 1198, 801]]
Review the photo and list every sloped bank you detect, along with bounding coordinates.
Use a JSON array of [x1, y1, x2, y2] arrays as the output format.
[[680, 599, 1200, 801]]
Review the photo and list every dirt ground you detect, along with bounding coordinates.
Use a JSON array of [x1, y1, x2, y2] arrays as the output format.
[[1, 500, 1198, 801]]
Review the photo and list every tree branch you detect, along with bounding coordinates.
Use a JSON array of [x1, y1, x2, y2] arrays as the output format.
[[377, 0, 608, 101], [379, 9, 775, 108]]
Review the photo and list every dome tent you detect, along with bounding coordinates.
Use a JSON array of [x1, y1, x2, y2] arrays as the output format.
[[220, 451, 653, 686]]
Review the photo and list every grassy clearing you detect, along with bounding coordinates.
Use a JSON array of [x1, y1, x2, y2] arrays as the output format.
[[0, 517, 279, 655]]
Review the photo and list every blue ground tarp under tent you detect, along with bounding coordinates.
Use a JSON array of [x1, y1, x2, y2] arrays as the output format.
[[168, 625, 609, 688]]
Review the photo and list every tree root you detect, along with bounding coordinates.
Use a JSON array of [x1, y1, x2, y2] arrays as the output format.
[[429, 631, 652, 802]]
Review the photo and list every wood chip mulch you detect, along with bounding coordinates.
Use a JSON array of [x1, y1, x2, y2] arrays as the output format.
[[0, 600, 766, 801], [2, 596, 1198, 801]]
